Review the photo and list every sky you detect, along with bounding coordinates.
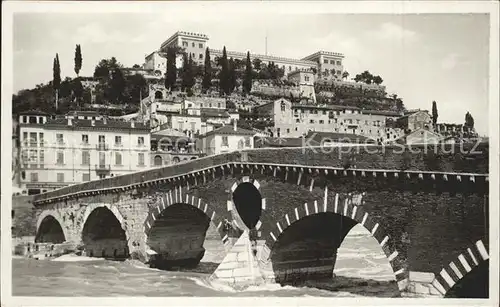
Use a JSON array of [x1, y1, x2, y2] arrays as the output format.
[[12, 12, 490, 135]]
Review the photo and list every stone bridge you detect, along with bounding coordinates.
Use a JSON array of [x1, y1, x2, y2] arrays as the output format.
[[32, 143, 490, 297]]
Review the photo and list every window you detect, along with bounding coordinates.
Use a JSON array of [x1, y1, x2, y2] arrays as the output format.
[[39, 133, 44, 146], [222, 136, 229, 146], [57, 173, 64, 183], [192, 42, 195, 47], [199, 43, 203, 48], [199, 53, 203, 59], [182, 41, 188, 47], [56, 151, 64, 165], [286, 128, 290, 133], [115, 152, 122, 165], [237, 139, 244, 150], [323, 59, 328, 64], [218, 103, 221, 108], [336, 60, 341, 65], [23, 132, 28, 143], [29, 116, 37, 124], [82, 151, 90, 165], [319, 120, 324, 124], [244, 137, 251, 147], [305, 76, 310, 82], [115, 136, 122, 146], [22, 116, 27, 123], [337, 70, 342, 75], [99, 152, 105, 166], [322, 110, 327, 115], [138, 153, 145, 166], [30, 173, 38, 182], [357, 119, 360, 124], [56, 133, 64, 145], [82, 134, 89, 144], [138, 137, 144, 146], [29, 132, 37, 147], [38, 117, 43, 124], [82, 173, 90, 181], [98, 135, 105, 144], [280, 102, 286, 112], [295, 127, 298, 131], [310, 120, 314, 124], [29, 150, 37, 163], [330, 60, 335, 64], [39, 150, 44, 165], [99, 174, 106, 179], [295, 119, 300, 123]]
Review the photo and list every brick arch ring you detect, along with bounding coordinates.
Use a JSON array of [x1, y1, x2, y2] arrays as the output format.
[[35, 209, 70, 242], [260, 191, 408, 291], [227, 176, 267, 232], [143, 185, 232, 246], [79, 203, 132, 249], [430, 239, 489, 297]]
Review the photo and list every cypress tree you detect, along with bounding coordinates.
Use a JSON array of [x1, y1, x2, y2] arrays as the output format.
[[202, 48, 212, 92], [242, 51, 253, 94], [219, 46, 229, 96], [53, 53, 61, 109], [431, 101, 438, 126], [74, 44, 82, 77], [228, 58, 237, 94], [165, 47, 177, 91]]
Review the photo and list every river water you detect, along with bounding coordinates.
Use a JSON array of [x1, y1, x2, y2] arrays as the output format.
[[12, 225, 400, 297]]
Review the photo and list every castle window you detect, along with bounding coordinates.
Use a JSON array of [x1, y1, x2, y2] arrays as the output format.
[[182, 41, 188, 47], [199, 54, 203, 59], [330, 60, 335, 64], [323, 59, 328, 64], [280, 102, 286, 112], [192, 42, 195, 47], [199, 43, 203, 48], [336, 60, 341, 65], [319, 120, 324, 124]]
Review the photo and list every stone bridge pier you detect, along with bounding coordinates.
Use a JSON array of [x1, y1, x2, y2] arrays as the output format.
[[32, 144, 490, 298]]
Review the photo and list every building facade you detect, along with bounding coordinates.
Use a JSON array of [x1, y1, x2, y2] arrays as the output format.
[[17, 112, 150, 195], [145, 31, 344, 81], [255, 98, 405, 142], [397, 110, 433, 132], [196, 123, 256, 156]]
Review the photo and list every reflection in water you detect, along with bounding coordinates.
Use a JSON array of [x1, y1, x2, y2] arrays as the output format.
[[13, 225, 399, 297]]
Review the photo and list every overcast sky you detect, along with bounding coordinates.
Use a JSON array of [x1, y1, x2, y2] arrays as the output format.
[[13, 12, 490, 135]]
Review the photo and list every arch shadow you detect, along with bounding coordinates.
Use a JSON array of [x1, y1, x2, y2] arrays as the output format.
[[80, 203, 130, 260], [144, 187, 231, 269], [260, 193, 407, 290], [35, 210, 68, 243]]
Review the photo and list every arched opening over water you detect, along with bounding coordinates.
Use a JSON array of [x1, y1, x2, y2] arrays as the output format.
[[270, 213, 398, 296], [35, 215, 66, 244], [147, 203, 211, 270], [81, 207, 129, 260], [445, 260, 489, 298], [232, 182, 262, 230]]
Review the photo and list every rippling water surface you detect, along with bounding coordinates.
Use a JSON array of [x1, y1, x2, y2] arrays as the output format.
[[12, 225, 399, 297]]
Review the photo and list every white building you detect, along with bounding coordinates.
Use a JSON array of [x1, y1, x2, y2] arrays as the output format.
[[17, 111, 150, 195], [196, 122, 256, 156]]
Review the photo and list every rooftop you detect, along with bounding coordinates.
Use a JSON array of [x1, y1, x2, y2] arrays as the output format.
[[199, 124, 256, 138], [302, 51, 345, 61], [305, 131, 376, 144], [42, 118, 149, 131]]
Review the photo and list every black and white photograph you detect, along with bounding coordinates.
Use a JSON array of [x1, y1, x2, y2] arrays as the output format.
[[1, 1, 498, 306]]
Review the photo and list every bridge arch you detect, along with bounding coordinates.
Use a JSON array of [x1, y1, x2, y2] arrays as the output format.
[[144, 187, 230, 269], [228, 176, 266, 232], [432, 239, 489, 298], [80, 203, 131, 259], [260, 192, 407, 289], [35, 210, 68, 243]]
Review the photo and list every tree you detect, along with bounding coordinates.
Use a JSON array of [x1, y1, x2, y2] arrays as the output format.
[[431, 101, 438, 126], [228, 58, 237, 93], [242, 51, 253, 94], [252, 58, 262, 71], [109, 68, 126, 103], [72, 78, 84, 106], [124, 74, 148, 103], [342, 71, 349, 80], [53, 53, 61, 109], [202, 47, 212, 92], [132, 64, 141, 68], [219, 46, 229, 95], [165, 47, 177, 91], [372, 75, 383, 85], [465, 112, 475, 129], [181, 53, 195, 91], [93, 57, 121, 78], [74, 44, 82, 77]]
